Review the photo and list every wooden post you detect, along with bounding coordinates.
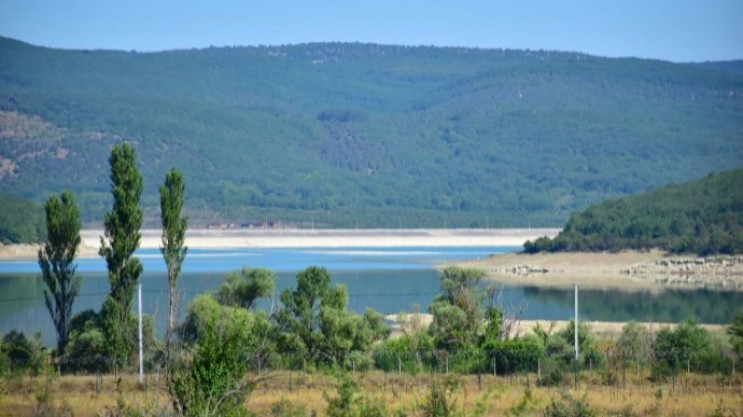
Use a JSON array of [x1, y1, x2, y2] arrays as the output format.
[[538, 358, 541, 381]]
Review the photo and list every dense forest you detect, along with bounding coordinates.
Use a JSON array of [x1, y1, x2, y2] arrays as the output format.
[[0, 193, 45, 244], [1, 36, 742, 228], [524, 169, 743, 255]]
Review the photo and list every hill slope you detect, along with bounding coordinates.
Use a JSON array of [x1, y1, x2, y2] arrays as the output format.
[[524, 169, 743, 255], [0, 193, 45, 244], [1, 37, 742, 227]]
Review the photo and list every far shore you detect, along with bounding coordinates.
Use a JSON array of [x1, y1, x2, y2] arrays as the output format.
[[0, 228, 559, 260], [385, 314, 726, 339], [449, 250, 743, 291]]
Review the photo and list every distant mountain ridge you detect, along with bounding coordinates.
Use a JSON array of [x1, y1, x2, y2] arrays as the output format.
[[1, 36, 741, 227]]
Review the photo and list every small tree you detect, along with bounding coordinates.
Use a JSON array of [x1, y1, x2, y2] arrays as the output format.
[[160, 168, 188, 352], [728, 309, 743, 360], [216, 268, 275, 310], [428, 266, 485, 349], [99, 143, 144, 367], [38, 191, 81, 356], [173, 295, 258, 417]]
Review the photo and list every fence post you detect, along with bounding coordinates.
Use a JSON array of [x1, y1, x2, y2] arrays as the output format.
[[622, 350, 626, 389], [538, 357, 541, 381], [398, 355, 402, 376], [446, 356, 449, 374]]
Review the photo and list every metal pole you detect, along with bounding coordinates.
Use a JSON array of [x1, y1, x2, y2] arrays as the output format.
[[138, 283, 144, 385], [574, 283, 579, 390], [574, 283, 579, 361]]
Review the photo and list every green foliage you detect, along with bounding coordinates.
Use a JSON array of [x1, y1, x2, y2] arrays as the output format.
[[38, 190, 81, 355], [728, 309, 743, 360], [99, 143, 144, 368], [63, 308, 159, 373], [616, 321, 650, 365], [63, 309, 108, 372], [216, 268, 275, 309], [160, 167, 188, 350], [652, 317, 729, 377], [419, 376, 461, 417], [324, 373, 390, 417], [1, 331, 45, 375], [525, 169, 743, 255], [481, 337, 543, 375], [172, 299, 255, 417], [179, 295, 276, 371], [428, 267, 485, 350], [276, 266, 389, 367], [270, 398, 309, 417], [543, 391, 597, 417], [0, 193, 45, 244], [2, 37, 742, 228]]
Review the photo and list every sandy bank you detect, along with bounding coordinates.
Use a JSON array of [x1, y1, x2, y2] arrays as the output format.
[[450, 250, 743, 291], [385, 314, 726, 338], [0, 228, 559, 259]]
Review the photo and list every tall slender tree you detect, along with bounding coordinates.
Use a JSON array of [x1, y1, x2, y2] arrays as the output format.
[[160, 168, 188, 352], [38, 191, 81, 356], [99, 143, 143, 366]]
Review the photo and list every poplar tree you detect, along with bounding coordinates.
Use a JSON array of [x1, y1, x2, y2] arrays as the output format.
[[99, 143, 143, 366], [38, 190, 81, 355], [160, 168, 188, 352]]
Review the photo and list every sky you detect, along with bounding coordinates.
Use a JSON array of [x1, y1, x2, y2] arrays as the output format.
[[0, 0, 741, 63]]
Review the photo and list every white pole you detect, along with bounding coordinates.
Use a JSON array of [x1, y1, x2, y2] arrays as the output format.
[[574, 283, 579, 361], [138, 283, 144, 384]]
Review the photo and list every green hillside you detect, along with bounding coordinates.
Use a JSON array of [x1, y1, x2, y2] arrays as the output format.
[[524, 169, 743, 255], [1, 37, 742, 227], [0, 193, 45, 244]]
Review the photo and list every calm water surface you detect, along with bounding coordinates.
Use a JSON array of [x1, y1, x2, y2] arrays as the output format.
[[1, 247, 740, 346]]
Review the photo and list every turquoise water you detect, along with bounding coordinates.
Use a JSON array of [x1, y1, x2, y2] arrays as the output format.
[[1, 247, 740, 346]]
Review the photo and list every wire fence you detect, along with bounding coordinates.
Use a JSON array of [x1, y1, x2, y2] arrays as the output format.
[[4, 347, 740, 387]]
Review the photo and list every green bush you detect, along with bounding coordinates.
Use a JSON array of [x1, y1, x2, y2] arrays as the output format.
[[172, 302, 255, 417], [1, 331, 45, 376]]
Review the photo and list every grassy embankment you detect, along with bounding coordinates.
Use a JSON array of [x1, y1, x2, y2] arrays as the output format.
[[2, 371, 741, 417]]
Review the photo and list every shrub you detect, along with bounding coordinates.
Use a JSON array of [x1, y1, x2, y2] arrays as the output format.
[[1, 331, 45, 375]]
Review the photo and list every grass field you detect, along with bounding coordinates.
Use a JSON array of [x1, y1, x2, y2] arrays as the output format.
[[2, 369, 741, 417]]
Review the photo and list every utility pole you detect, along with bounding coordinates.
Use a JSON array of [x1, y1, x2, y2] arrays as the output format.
[[138, 283, 144, 385], [574, 283, 579, 390]]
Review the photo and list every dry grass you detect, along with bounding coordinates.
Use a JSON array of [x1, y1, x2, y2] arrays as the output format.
[[2, 370, 741, 416]]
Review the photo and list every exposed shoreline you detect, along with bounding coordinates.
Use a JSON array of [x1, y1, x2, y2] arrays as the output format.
[[450, 250, 743, 291], [0, 228, 559, 259], [385, 315, 726, 338]]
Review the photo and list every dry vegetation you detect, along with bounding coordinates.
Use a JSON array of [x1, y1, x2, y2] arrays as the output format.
[[1, 370, 741, 417]]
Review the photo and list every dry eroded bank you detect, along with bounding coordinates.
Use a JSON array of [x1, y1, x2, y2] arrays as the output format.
[[450, 250, 743, 291]]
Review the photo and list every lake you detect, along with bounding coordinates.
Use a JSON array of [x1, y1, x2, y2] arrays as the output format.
[[1, 247, 740, 346]]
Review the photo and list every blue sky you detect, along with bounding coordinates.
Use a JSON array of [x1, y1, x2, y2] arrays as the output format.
[[1, 0, 741, 62]]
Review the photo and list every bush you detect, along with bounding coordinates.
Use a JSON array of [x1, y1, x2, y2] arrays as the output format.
[[374, 333, 435, 375], [651, 318, 726, 378], [1, 330, 45, 375], [481, 337, 543, 375], [271, 398, 309, 417], [543, 391, 597, 417], [172, 297, 256, 417]]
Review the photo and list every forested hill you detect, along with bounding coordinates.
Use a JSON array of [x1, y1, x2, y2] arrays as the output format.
[[524, 169, 743, 255], [1, 36, 742, 228], [0, 193, 45, 244]]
